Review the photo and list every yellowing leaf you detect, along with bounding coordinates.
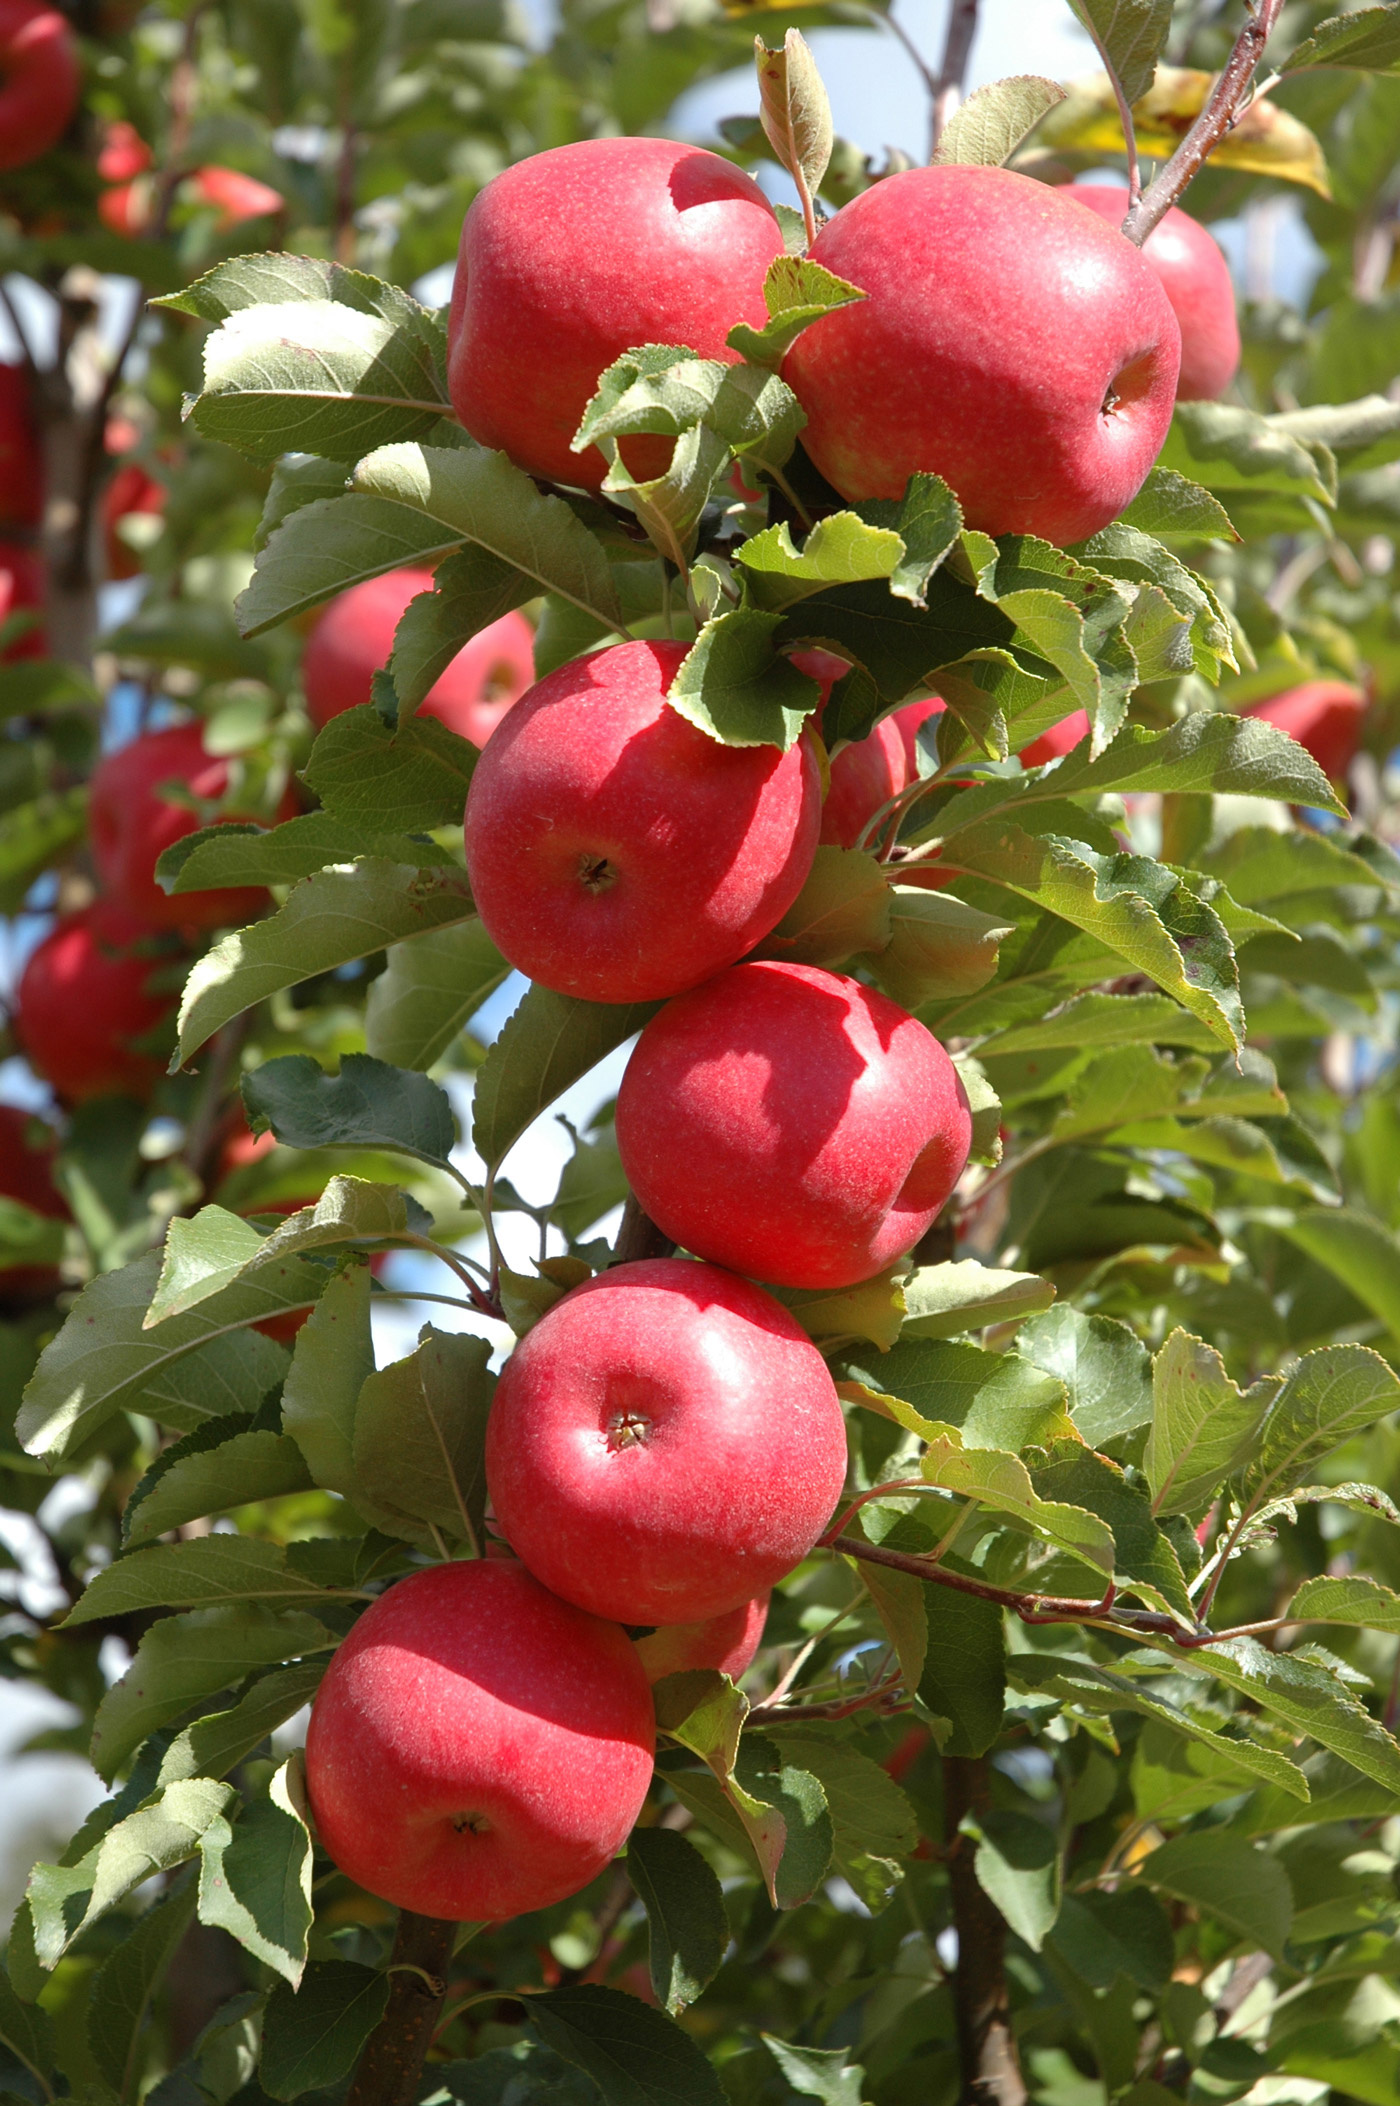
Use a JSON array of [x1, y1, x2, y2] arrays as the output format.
[[1035, 67, 1331, 196]]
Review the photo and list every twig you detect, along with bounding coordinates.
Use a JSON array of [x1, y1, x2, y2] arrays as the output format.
[[1075, 15, 1141, 205], [1121, 0, 1288, 245], [610, 1191, 675, 1267], [930, 0, 980, 157], [346, 1911, 457, 2106]]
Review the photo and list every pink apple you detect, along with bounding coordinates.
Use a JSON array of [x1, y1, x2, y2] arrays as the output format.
[[1020, 709, 1090, 768], [304, 1560, 655, 1922], [633, 1594, 770, 1686], [187, 166, 284, 228], [821, 699, 946, 849], [1063, 185, 1239, 402], [89, 722, 296, 932], [464, 639, 821, 1003], [486, 1259, 848, 1625], [1244, 680, 1367, 783], [0, 364, 40, 530], [615, 961, 972, 1288], [0, 0, 79, 172], [96, 119, 152, 183], [301, 569, 536, 747], [0, 1103, 67, 1306], [16, 903, 179, 1104], [783, 165, 1181, 544], [447, 137, 785, 489]]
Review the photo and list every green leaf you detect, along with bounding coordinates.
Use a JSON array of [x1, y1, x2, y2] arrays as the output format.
[[1153, 1636, 1400, 1797], [976, 989, 1221, 1058], [625, 1829, 728, 2015], [1135, 1830, 1292, 1959], [28, 1779, 230, 1967], [303, 705, 478, 831], [1288, 1573, 1400, 1635], [281, 1264, 374, 1496], [755, 29, 832, 227], [762, 2039, 864, 2106], [158, 1662, 327, 1788], [190, 297, 451, 463], [238, 492, 469, 636], [1051, 1887, 1174, 1992], [766, 1730, 917, 1906], [260, 1961, 390, 2101], [868, 889, 1014, 1008], [972, 1811, 1060, 1950], [1067, 1, 1172, 104], [124, 1423, 313, 1546], [365, 919, 509, 1071], [1014, 1305, 1153, 1448], [177, 861, 477, 1064], [1145, 1329, 1271, 1518], [898, 1260, 1055, 1340], [856, 1559, 927, 1694], [16, 1250, 294, 1462], [354, 442, 623, 628], [254, 451, 351, 551], [527, 1984, 725, 2106], [1281, 1211, 1400, 1345], [157, 253, 424, 325], [920, 1428, 1115, 1578], [352, 1326, 494, 1548], [63, 1537, 353, 1626], [918, 1586, 1005, 1756], [245, 1052, 457, 1169], [735, 514, 904, 613], [1030, 1445, 1194, 1622], [769, 1270, 907, 1352], [473, 985, 659, 1174], [732, 1737, 832, 1909], [726, 255, 867, 369], [933, 74, 1068, 164], [86, 1877, 198, 2097], [197, 1756, 313, 1987], [147, 1209, 266, 1324], [0, 1966, 52, 2094], [1116, 467, 1238, 542], [577, 350, 802, 470], [388, 546, 535, 718], [754, 847, 891, 969], [1283, 7, 1400, 73], [158, 812, 457, 895], [1159, 401, 1336, 511], [667, 609, 822, 750], [1244, 1344, 1400, 1509], [91, 1606, 334, 1780], [841, 1337, 1075, 1450]]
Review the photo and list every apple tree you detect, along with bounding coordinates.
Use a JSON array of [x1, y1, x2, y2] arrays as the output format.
[[5, 5, 1400, 2106]]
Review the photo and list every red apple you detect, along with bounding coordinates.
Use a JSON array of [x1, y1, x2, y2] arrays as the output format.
[[782, 166, 1181, 545], [96, 120, 152, 183], [0, 0, 80, 172], [1020, 709, 1090, 768], [15, 903, 179, 1104], [0, 1103, 68, 1305], [102, 458, 165, 581], [187, 166, 284, 228], [304, 1560, 655, 1922], [633, 1594, 770, 1686], [98, 179, 153, 236], [486, 1259, 848, 1625], [464, 639, 821, 1003], [0, 364, 40, 530], [616, 961, 972, 1289], [89, 722, 294, 932], [1244, 680, 1367, 784], [301, 570, 535, 745], [821, 699, 946, 850], [0, 542, 44, 660], [1063, 184, 1240, 403], [446, 137, 785, 489]]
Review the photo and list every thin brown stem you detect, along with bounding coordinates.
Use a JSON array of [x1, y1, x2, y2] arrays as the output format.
[[346, 1911, 457, 2106], [930, 0, 980, 157], [610, 1191, 675, 1267], [945, 1756, 1027, 2106], [1122, 0, 1287, 245]]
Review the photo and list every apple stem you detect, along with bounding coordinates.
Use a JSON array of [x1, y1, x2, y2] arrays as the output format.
[[347, 1909, 457, 2106], [610, 1191, 675, 1266], [1121, 0, 1288, 247]]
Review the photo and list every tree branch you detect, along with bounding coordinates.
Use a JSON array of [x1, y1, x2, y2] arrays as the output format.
[[1121, 0, 1288, 245], [610, 1191, 675, 1267], [944, 1755, 1027, 2106], [931, 0, 980, 157], [347, 1910, 457, 2106]]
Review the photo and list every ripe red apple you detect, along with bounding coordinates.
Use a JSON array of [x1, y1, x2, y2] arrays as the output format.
[[464, 639, 821, 1003], [304, 1559, 655, 1922], [0, 0, 80, 172], [0, 1103, 68, 1305], [301, 570, 535, 745], [98, 179, 153, 236], [1020, 709, 1090, 768], [187, 166, 284, 228], [782, 165, 1181, 545], [0, 542, 43, 659], [1244, 680, 1367, 783], [15, 903, 179, 1104], [1063, 184, 1240, 402], [89, 722, 294, 932], [0, 364, 41, 531], [615, 961, 972, 1289], [96, 120, 152, 183], [102, 456, 165, 581], [486, 1259, 848, 1626], [633, 1594, 769, 1686], [821, 699, 946, 849], [447, 137, 785, 489]]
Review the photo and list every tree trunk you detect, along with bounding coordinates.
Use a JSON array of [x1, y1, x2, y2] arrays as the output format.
[[346, 1909, 457, 2106], [943, 1756, 1027, 2106]]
